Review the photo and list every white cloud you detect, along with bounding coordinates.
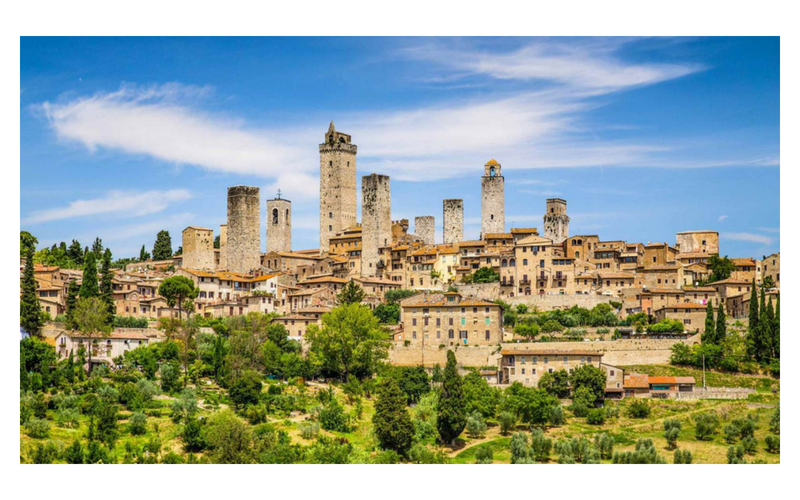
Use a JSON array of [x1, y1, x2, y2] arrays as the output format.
[[757, 227, 780, 233], [22, 189, 192, 224], [718, 215, 728, 221], [720, 232, 772, 245], [519, 189, 561, 197]]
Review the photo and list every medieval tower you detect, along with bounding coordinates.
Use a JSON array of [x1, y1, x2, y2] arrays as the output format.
[[443, 199, 464, 244], [218, 224, 227, 270], [415, 216, 435, 245], [361, 173, 391, 277], [480, 158, 505, 238], [267, 194, 292, 253], [181, 226, 215, 270], [543, 198, 570, 244], [319, 121, 357, 251], [227, 185, 261, 274]]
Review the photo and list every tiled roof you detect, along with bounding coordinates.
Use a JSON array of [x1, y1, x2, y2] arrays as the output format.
[[623, 373, 650, 389], [501, 349, 600, 356]]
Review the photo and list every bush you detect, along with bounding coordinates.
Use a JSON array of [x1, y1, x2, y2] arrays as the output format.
[[674, 449, 693, 464], [549, 405, 565, 426], [466, 411, 487, 438], [765, 434, 780, 453], [727, 445, 746, 464], [594, 433, 614, 460], [129, 412, 148, 435], [475, 445, 494, 464], [510, 432, 531, 464], [300, 421, 320, 440], [694, 413, 719, 441], [769, 406, 780, 434], [586, 408, 605, 425], [663, 418, 681, 449], [626, 399, 651, 419], [530, 429, 552, 462], [28, 441, 60, 464], [371, 450, 401, 464], [498, 411, 516, 435], [317, 398, 351, 433], [741, 436, 757, 455], [24, 417, 50, 439], [612, 438, 666, 464]]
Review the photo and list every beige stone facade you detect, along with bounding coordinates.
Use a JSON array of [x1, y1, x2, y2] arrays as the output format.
[[218, 224, 227, 270], [227, 186, 261, 274], [398, 292, 503, 346], [181, 226, 215, 271], [266, 197, 292, 253], [361, 173, 392, 277], [414, 216, 435, 245], [676, 230, 719, 255], [319, 121, 357, 251], [762, 252, 780, 288], [481, 159, 505, 237], [443, 199, 464, 244], [543, 198, 569, 245]]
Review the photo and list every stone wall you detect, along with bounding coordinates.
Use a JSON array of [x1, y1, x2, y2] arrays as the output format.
[[266, 198, 292, 253], [443, 199, 464, 244], [457, 283, 617, 311], [389, 344, 500, 368], [218, 224, 227, 270], [415, 216, 435, 245], [481, 173, 505, 236], [227, 186, 261, 274], [361, 174, 391, 277], [543, 198, 569, 245], [181, 227, 215, 270], [676, 230, 719, 254]]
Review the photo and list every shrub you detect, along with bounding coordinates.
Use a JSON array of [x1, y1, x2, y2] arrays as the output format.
[[727, 445, 746, 464], [317, 398, 350, 432], [371, 450, 401, 464], [626, 399, 651, 419], [498, 411, 516, 435], [663, 418, 681, 449], [510, 432, 530, 464], [674, 449, 693, 464], [769, 406, 780, 434], [694, 413, 719, 441], [612, 438, 666, 464], [300, 421, 320, 440], [548, 405, 565, 426], [765, 434, 780, 453], [586, 408, 606, 425], [24, 417, 50, 439], [475, 445, 494, 464], [28, 442, 60, 464], [161, 451, 185, 464], [408, 443, 449, 464], [530, 429, 552, 462], [129, 412, 148, 435], [605, 405, 619, 419], [56, 408, 81, 428], [741, 436, 757, 455], [594, 433, 614, 460], [466, 411, 487, 438]]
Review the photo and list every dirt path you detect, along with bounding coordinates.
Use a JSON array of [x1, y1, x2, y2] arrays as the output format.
[[447, 426, 503, 457]]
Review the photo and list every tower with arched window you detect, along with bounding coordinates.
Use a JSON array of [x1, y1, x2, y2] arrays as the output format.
[[481, 159, 505, 238], [319, 121, 357, 252], [267, 195, 292, 253]]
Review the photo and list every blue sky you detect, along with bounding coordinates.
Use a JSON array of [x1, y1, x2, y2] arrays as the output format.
[[20, 37, 780, 259]]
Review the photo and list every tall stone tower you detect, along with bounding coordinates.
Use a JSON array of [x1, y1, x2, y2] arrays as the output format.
[[227, 186, 261, 274], [319, 121, 357, 252], [543, 198, 569, 244], [267, 194, 292, 253], [218, 224, 227, 270], [443, 199, 464, 244], [181, 227, 214, 270], [481, 159, 505, 238], [415, 216, 435, 245], [361, 174, 391, 277]]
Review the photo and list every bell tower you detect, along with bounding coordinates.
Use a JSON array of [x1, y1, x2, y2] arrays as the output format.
[[319, 121, 357, 252], [481, 159, 505, 238]]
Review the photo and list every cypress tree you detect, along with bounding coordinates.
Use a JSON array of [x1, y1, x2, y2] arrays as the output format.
[[715, 302, 727, 344], [99, 249, 115, 325], [437, 350, 466, 446], [702, 302, 715, 344], [372, 377, 414, 456], [65, 280, 80, 330], [746, 280, 759, 358], [766, 297, 775, 359], [773, 295, 780, 359], [152, 230, 173, 260], [79, 251, 99, 298], [756, 288, 772, 363], [20, 244, 44, 336]]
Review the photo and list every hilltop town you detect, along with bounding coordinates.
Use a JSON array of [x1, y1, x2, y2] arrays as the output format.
[[20, 122, 781, 464]]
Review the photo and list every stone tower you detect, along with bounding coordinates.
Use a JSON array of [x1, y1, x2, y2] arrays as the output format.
[[227, 186, 261, 274], [481, 159, 505, 238], [267, 194, 292, 253], [443, 199, 464, 244], [181, 226, 214, 270], [218, 224, 227, 270], [319, 121, 357, 252], [361, 173, 391, 277], [415, 216, 435, 245], [543, 198, 569, 244]]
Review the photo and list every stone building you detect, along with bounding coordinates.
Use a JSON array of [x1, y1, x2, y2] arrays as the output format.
[[319, 121, 357, 252], [676, 230, 719, 255], [266, 195, 292, 253], [227, 185, 261, 274], [653, 303, 708, 332], [543, 198, 569, 245], [443, 199, 464, 244], [181, 226, 215, 271], [361, 173, 392, 277], [481, 159, 505, 237], [415, 216, 435, 245], [762, 252, 780, 288], [218, 224, 227, 270], [398, 291, 503, 346]]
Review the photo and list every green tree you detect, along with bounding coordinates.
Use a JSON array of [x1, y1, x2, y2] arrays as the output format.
[[337, 280, 366, 305], [569, 364, 607, 405], [715, 302, 727, 344], [502, 383, 558, 428], [373, 303, 400, 324], [306, 304, 389, 381], [541, 319, 564, 338], [471, 267, 499, 283], [707, 254, 737, 283], [91, 237, 104, 258], [772, 294, 780, 358], [64, 280, 80, 330], [372, 377, 414, 456], [204, 409, 254, 464], [79, 251, 99, 298], [228, 370, 263, 409], [664, 418, 681, 449], [702, 301, 715, 344], [437, 350, 466, 445], [158, 275, 199, 320], [462, 370, 500, 418], [73, 296, 112, 370], [99, 248, 115, 325], [537, 369, 570, 398], [68, 239, 84, 265], [20, 244, 44, 336], [152, 230, 173, 260], [139, 244, 150, 262], [693, 413, 719, 441]]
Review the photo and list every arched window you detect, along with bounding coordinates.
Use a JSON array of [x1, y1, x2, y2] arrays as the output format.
[[575, 251, 580, 258], [501, 259, 507, 267], [329, 212, 333, 219], [272, 208, 279, 224], [490, 166, 495, 176], [286, 209, 289, 221], [509, 258, 516, 267]]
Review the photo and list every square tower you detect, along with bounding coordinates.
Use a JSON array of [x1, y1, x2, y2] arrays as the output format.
[[362, 173, 391, 277], [267, 195, 292, 253], [181, 226, 215, 270], [415, 216, 435, 245], [481, 158, 505, 238], [227, 185, 261, 274], [217, 224, 227, 270], [443, 199, 464, 244], [319, 121, 357, 252], [543, 198, 569, 244]]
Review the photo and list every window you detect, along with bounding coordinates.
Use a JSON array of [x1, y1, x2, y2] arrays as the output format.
[[485, 317, 490, 325], [448, 329, 454, 339], [485, 330, 490, 341]]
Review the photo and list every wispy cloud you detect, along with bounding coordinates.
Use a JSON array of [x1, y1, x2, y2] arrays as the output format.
[[720, 232, 772, 245], [756, 226, 780, 233], [519, 189, 561, 196], [22, 189, 192, 225], [718, 215, 728, 222]]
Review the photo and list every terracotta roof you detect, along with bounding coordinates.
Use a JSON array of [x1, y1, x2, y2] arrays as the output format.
[[644, 288, 684, 294], [485, 233, 513, 239], [623, 373, 650, 389], [683, 286, 716, 292], [648, 376, 678, 385], [708, 278, 751, 285], [299, 276, 349, 285], [501, 349, 601, 357], [732, 258, 756, 266], [655, 303, 706, 310], [458, 240, 486, 247], [486, 158, 499, 166], [510, 228, 538, 234]]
